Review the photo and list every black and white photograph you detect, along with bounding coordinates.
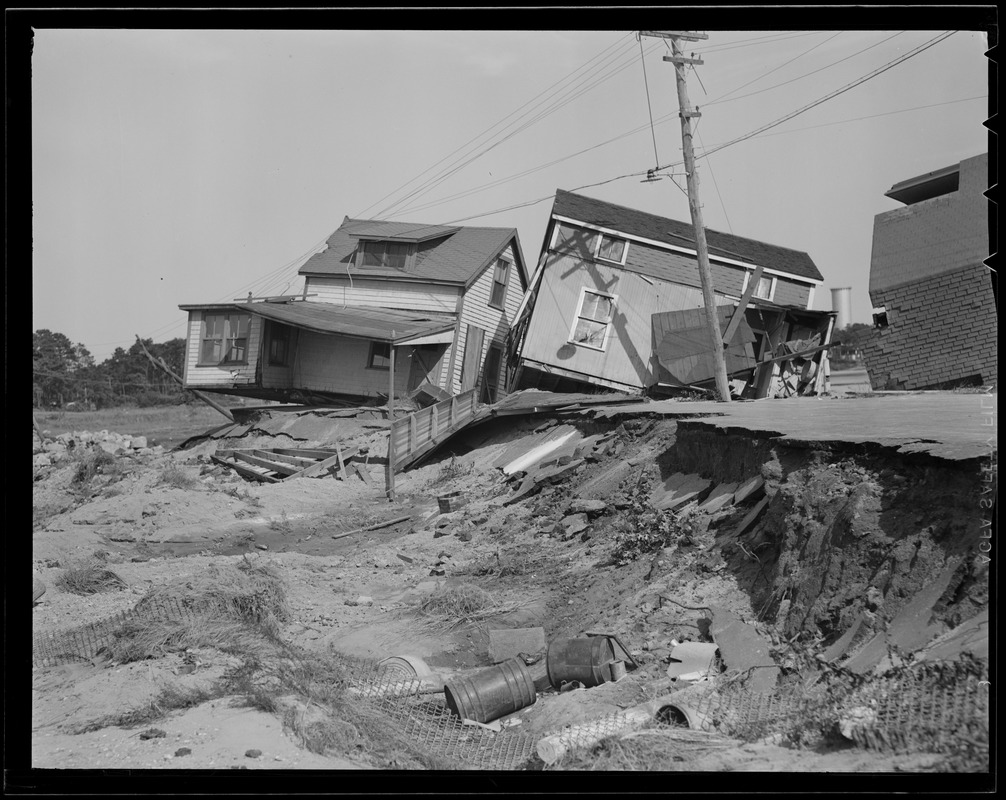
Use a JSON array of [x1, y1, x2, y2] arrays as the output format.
[[18, 7, 995, 789]]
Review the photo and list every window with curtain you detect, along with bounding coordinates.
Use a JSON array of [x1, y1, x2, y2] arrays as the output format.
[[571, 289, 616, 350], [200, 313, 250, 365]]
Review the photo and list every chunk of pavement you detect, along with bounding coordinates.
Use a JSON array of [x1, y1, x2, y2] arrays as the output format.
[[569, 498, 607, 517], [843, 558, 965, 675], [666, 641, 719, 681], [33, 576, 46, 603], [561, 513, 590, 536], [733, 475, 765, 505], [488, 628, 546, 665], [698, 482, 739, 513], [707, 606, 779, 693], [727, 496, 770, 539], [916, 608, 989, 663], [651, 473, 713, 511]]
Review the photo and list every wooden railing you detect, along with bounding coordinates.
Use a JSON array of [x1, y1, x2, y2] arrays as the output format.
[[389, 389, 479, 472]]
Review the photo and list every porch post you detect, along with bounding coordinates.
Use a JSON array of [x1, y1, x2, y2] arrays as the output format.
[[387, 335, 396, 501]]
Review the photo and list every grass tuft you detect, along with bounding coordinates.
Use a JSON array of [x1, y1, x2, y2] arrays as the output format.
[[417, 582, 531, 632], [71, 448, 122, 488], [55, 560, 128, 595], [157, 463, 198, 490]]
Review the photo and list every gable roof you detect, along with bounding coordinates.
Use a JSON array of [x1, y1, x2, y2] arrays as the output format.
[[552, 189, 824, 283], [299, 216, 525, 289]]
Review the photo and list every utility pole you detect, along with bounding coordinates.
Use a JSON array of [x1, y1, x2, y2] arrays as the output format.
[[642, 31, 732, 402]]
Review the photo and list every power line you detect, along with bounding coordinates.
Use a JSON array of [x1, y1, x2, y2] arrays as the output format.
[[656, 30, 957, 171], [386, 38, 661, 219], [704, 30, 844, 105], [691, 31, 826, 54], [638, 33, 661, 168], [704, 94, 987, 146], [361, 33, 638, 220], [703, 31, 907, 109], [375, 89, 981, 223]]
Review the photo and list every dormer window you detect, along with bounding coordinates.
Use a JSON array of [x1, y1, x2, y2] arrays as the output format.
[[359, 241, 410, 270]]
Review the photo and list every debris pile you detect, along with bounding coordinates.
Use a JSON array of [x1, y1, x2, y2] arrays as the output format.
[[33, 428, 165, 468]]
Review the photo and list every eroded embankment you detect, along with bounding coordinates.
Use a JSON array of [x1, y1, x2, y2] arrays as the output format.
[[662, 421, 990, 662]]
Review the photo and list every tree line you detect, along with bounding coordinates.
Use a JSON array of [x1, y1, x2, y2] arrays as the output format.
[[33, 329, 188, 409]]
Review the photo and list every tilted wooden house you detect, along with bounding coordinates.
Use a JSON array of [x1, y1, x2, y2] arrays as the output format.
[[509, 190, 834, 398], [179, 218, 528, 405]]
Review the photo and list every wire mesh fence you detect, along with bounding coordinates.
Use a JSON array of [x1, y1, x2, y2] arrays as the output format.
[[34, 601, 990, 770]]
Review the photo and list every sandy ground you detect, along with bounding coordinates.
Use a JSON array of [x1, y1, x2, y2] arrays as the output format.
[[24, 402, 988, 779]]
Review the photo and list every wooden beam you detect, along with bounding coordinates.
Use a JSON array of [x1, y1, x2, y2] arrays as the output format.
[[230, 450, 298, 475], [134, 335, 234, 422], [662, 55, 704, 65], [211, 455, 280, 483], [721, 265, 764, 346], [640, 30, 708, 40], [291, 452, 346, 479]]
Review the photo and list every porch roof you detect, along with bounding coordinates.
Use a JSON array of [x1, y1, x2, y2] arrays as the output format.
[[229, 301, 456, 344]]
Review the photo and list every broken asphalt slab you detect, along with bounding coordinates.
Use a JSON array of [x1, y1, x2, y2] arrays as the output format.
[[707, 606, 779, 693], [587, 394, 996, 462]]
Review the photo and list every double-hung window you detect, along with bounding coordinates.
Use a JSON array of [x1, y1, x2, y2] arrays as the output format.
[[200, 313, 250, 365], [360, 241, 409, 270], [570, 289, 616, 350], [489, 258, 511, 309], [595, 233, 627, 264]]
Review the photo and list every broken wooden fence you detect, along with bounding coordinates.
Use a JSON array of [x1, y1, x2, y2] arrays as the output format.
[[389, 389, 479, 472]]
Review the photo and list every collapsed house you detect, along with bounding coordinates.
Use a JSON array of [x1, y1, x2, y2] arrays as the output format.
[[860, 152, 996, 391], [179, 219, 528, 406], [507, 190, 834, 398]]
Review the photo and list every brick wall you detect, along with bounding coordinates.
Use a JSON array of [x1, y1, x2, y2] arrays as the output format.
[[870, 153, 989, 293], [860, 262, 997, 390]]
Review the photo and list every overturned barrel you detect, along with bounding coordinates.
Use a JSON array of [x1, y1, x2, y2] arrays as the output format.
[[546, 636, 616, 689], [444, 658, 537, 724]]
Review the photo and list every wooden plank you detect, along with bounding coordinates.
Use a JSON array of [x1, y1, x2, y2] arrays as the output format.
[[721, 266, 763, 346], [290, 452, 345, 479], [211, 455, 280, 483], [331, 514, 413, 541], [230, 450, 298, 475], [350, 463, 375, 486], [252, 450, 318, 468], [270, 447, 344, 459], [335, 442, 346, 480]]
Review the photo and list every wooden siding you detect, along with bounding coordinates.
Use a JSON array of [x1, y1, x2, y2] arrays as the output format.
[[519, 254, 732, 390], [293, 331, 412, 398], [184, 309, 262, 388], [443, 243, 519, 395], [555, 222, 765, 301], [305, 275, 460, 314], [771, 278, 813, 308]]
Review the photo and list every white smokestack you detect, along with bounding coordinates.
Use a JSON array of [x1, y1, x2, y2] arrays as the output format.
[[831, 287, 852, 330]]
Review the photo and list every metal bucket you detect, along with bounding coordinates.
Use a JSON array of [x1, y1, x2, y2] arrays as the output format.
[[546, 636, 616, 689], [444, 658, 537, 724]]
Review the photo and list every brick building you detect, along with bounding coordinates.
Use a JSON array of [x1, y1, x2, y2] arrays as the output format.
[[861, 153, 996, 390]]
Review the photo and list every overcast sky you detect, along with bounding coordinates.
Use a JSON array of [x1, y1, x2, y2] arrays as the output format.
[[30, 25, 989, 362]]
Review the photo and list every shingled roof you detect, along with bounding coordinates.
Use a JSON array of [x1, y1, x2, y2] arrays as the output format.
[[299, 216, 523, 288], [552, 190, 823, 283]]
